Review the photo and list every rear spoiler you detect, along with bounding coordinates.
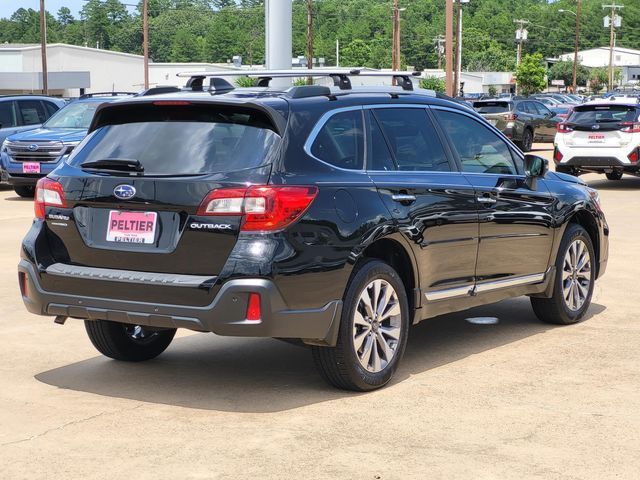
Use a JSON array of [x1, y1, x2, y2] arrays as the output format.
[[88, 98, 288, 136]]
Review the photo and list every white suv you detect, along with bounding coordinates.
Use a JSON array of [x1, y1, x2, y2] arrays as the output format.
[[554, 102, 640, 180]]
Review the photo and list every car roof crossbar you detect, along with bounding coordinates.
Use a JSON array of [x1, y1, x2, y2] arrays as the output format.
[[177, 69, 421, 92]]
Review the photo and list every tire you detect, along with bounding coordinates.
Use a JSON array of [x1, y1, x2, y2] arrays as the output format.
[[14, 186, 35, 198], [312, 259, 410, 391], [606, 171, 623, 180], [531, 224, 595, 325], [84, 320, 176, 362], [517, 128, 533, 153]]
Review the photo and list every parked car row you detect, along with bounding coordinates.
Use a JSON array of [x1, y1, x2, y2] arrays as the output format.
[[16, 72, 608, 391]]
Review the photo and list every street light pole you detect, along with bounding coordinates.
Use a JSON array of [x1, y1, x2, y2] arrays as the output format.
[[143, 0, 149, 89], [559, 3, 581, 93], [39, 0, 48, 95]]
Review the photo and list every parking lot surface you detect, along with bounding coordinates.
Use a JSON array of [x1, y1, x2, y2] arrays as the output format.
[[0, 145, 638, 479]]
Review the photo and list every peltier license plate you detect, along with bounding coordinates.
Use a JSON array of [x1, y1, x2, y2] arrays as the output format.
[[22, 162, 41, 174], [106, 210, 157, 244]]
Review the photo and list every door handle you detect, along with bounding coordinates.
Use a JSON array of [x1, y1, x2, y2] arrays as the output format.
[[392, 194, 416, 203], [477, 195, 497, 204]]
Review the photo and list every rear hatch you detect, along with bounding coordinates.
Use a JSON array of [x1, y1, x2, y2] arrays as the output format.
[[472, 101, 513, 130], [560, 104, 639, 148], [39, 100, 285, 304]]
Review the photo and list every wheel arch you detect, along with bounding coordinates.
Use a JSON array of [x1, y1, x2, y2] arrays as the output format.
[[568, 209, 601, 277]]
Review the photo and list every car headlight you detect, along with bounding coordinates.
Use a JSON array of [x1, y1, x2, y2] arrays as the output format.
[[0, 140, 8, 153], [587, 187, 602, 212]]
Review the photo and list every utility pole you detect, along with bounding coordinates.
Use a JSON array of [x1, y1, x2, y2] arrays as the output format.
[[143, 0, 149, 89], [514, 19, 529, 95], [434, 35, 445, 70], [603, 3, 623, 91], [453, 0, 469, 97], [392, 0, 400, 72], [573, 0, 582, 93], [336, 39, 339, 67], [39, 0, 48, 95], [445, 0, 454, 96], [306, 0, 313, 84]]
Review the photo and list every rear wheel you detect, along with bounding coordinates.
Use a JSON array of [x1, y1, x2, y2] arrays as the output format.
[[606, 171, 623, 180], [312, 260, 410, 391], [14, 186, 34, 198], [84, 320, 176, 361], [517, 128, 533, 152], [531, 224, 595, 325]]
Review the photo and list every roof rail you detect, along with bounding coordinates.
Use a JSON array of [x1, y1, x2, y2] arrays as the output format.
[[79, 91, 136, 99], [177, 69, 422, 92]]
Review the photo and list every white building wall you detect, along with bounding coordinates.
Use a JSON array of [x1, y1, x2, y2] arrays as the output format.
[[559, 48, 640, 68], [0, 52, 23, 72]]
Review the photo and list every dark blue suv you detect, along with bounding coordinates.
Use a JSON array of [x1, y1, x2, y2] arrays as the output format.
[[1, 93, 133, 197]]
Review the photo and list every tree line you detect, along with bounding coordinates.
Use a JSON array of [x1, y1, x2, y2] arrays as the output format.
[[0, 0, 638, 73]]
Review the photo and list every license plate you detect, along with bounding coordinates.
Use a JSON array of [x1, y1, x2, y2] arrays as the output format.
[[588, 134, 605, 142], [106, 210, 157, 244], [22, 162, 40, 174]]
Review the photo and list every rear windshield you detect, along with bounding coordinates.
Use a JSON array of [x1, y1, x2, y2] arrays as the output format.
[[44, 101, 99, 129], [67, 105, 280, 176], [473, 102, 511, 114], [567, 105, 639, 125]]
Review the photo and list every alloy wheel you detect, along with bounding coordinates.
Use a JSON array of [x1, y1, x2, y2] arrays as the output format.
[[562, 239, 592, 311], [352, 279, 402, 373]]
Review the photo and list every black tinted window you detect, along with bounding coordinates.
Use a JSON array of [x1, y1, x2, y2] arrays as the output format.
[[367, 111, 395, 171], [44, 101, 60, 117], [373, 108, 451, 172], [473, 101, 511, 114], [568, 105, 638, 124], [435, 110, 517, 175], [310, 110, 364, 169], [18, 100, 47, 125], [69, 120, 280, 176], [0, 101, 17, 129]]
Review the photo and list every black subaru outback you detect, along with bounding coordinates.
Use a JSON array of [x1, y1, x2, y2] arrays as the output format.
[[19, 71, 608, 391]]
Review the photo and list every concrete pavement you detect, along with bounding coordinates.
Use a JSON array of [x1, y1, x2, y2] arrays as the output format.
[[0, 145, 638, 479]]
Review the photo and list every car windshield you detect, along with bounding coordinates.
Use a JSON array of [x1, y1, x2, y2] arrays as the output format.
[[473, 101, 511, 114], [568, 105, 638, 124], [44, 102, 100, 129]]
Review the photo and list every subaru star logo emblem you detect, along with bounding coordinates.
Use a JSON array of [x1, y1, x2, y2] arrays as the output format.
[[27, 144, 39, 151], [592, 124, 600, 130], [113, 184, 136, 200]]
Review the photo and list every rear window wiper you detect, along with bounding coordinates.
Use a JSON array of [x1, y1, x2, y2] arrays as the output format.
[[80, 158, 144, 173]]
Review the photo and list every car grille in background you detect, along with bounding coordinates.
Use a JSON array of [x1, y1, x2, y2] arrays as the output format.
[[6, 141, 71, 163]]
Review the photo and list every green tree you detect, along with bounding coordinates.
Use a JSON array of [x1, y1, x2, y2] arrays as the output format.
[[419, 76, 445, 93], [548, 61, 589, 89], [57, 7, 74, 26], [488, 85, 497, 97], [516, 53, 547, 95], [341, 39, 371, 67], [589, 68, 608, 93]]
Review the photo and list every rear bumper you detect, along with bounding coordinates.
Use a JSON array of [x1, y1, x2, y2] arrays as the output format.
[[555, 145, 640, 173], [18, 259, 342, 346]]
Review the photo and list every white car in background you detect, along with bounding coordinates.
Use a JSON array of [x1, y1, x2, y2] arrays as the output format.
[[554, 102, 640, 180]]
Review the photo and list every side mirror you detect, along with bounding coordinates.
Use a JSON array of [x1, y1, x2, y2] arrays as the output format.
[[524, 154, 548, 178]]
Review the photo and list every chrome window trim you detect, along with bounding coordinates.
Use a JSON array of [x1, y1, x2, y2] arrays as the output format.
[[424, 285, 473, 302]]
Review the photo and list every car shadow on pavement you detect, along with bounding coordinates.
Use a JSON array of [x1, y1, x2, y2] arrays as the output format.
[[35, 297, 606, 413], [586, 176, 640, 191]]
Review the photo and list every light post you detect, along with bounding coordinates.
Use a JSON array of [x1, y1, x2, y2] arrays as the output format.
[[453, 0, 470, 97], [559, 1, 581, 93]]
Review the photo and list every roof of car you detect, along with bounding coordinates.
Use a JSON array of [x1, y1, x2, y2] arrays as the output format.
[[0, 95, 65, 102]]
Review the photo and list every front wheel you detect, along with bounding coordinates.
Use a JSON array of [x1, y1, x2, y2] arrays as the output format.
[[531, 224, 595, 325], [517, 128, 533, 153], [312, 260, 410, 391], [84, 320, 176, 361]]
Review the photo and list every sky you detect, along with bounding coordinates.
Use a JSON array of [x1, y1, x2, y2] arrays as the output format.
[[0, 1, 133, 20]]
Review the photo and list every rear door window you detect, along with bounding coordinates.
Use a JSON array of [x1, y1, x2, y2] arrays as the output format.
[[310, 109, 364, 170], [43, 101, 60, 117], [18, 100, 47, 125], [0, 101, 17, 129], [68, 105, 281, 176], [372, 108, 451, 172], [434, 110, 517, 175], [473, 102, 511, 114]]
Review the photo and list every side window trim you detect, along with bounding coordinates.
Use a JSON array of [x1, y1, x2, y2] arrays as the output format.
[[0, 101, 18, 128], [369, 110, 399, 170], [430, 105, 523, 176]]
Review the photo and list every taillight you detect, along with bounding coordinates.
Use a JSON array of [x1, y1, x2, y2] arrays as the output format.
[[629, 149, 639, 163], [554, 148, 563, 163], [246, 293, 261, 322], [34, 177, 67, 219], [503, 113, 517, 121], [18, 272, 28, 297], [620, 122, 640, 134], [197, 185, 318, 232], [557, 123, 573, 134]]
